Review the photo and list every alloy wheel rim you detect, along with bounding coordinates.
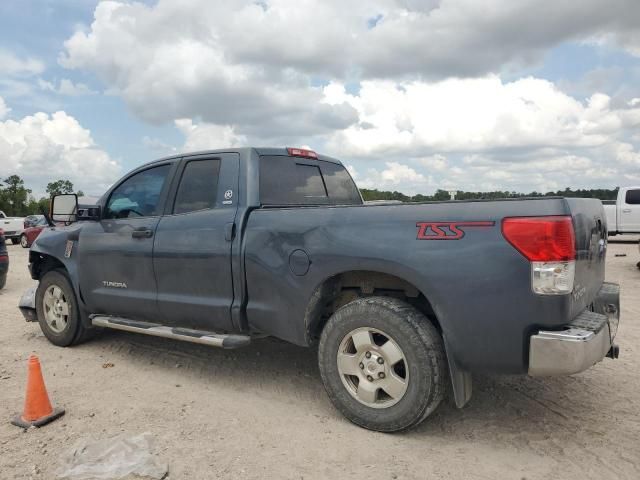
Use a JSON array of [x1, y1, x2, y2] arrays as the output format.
[[43, 285, 69, 333], [336, 327, 409, 408]]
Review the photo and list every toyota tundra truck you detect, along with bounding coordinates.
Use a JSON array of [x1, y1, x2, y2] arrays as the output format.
[[18, 147, 620, 432]]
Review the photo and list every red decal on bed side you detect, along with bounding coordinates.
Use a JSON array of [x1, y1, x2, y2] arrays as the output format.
[[416, 221, 495, 240]]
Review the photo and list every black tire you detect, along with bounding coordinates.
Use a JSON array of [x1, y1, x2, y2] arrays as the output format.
[[35, 269, 93, 346], [20, 234, 29, 248], [11, 238, 19, 245], [318, 296, 447, 432], [0, 274, 6, 290]]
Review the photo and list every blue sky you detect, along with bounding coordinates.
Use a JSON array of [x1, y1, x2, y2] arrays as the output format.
[[1, 0, 639, 197]]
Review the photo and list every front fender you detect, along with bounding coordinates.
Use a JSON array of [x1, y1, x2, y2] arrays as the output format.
[[28, 224, 90, 323]]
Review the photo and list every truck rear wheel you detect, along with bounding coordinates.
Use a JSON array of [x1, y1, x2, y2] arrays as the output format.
[[318, 296, 446, 432], [36, 270, 93, 346]]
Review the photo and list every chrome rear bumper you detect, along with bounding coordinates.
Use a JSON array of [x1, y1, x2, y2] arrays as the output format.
[[528, 282, 620, 376]]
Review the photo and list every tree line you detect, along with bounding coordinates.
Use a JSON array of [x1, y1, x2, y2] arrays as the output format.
[[360, 187, 619, 202], [0, 175, 84, 216]]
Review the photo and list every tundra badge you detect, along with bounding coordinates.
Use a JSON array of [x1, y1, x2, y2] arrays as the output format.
[[103, 281, 128, 289]]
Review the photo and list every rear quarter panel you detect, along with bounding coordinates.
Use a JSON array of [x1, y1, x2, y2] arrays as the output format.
[[244, 198, 577, 374]]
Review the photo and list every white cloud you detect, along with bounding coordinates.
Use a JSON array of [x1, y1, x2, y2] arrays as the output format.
[[418, 154, 447, 171], [174, 119, 247, 152], [0, 49, 44, 77], [354, 148, 640, 196], [142, 135, 177, 155], [354, 162, 434, 194], [38, 78, 96, 96], [59, 1, 640, 132], [324, 76, 640, 157], [58, 1, 357, 134], [60, 1, 640, 84], [0, 97, 122, 196], [0, 97, 9, 119]]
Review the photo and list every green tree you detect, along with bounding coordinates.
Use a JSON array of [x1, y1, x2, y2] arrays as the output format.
[[25, 196, 51, 215], [0, 175, 31, 216], [46, 179, 75, 196]]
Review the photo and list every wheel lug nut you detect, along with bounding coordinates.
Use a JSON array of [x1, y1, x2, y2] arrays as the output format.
[[377, 357, 384, 364], [367, 375, 373, 382], [359, 363, 364, 369], [365, 352, 371, 359], [378, 372, 385, 379]]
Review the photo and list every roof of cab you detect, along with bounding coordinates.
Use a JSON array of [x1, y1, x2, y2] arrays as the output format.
[[145, 147, 343, 167]]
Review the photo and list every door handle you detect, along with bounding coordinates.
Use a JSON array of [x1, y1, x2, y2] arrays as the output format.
[[224, 222, 236, 241], [131, 228, 153, 238], [623, 209, 632, 213]]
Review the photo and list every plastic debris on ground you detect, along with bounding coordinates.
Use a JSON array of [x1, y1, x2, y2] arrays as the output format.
[[57, 432, 168, 479]]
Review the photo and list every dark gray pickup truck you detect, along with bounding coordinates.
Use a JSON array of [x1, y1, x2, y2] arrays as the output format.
[[19, 147, 621, 432]]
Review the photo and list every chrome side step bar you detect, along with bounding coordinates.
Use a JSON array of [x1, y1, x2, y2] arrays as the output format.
[[90, 315, 251, 349]]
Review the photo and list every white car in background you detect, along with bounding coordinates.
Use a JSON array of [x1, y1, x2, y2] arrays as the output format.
[[603, 187, 640, 236], [0, 210, 25, 245]]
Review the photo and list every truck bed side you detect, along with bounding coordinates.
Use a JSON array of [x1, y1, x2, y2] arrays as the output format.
[[243, 197, 605, 374]]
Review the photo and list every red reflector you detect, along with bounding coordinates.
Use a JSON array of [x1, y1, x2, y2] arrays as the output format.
[[287, 147, 318, 159], [502, 216, 575, 261]]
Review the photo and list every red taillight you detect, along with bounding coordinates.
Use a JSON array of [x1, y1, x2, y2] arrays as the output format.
[[287, 147, 318, 159], [502, 216, 575, 261]]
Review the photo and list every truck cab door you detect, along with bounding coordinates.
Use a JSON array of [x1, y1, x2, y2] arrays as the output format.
[[619, 188, 640, 232], [77, 163, 175, 320], [153, 153, 239, 332]]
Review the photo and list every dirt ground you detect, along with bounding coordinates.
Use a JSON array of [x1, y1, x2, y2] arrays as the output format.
[[0, 240, 639, 480]]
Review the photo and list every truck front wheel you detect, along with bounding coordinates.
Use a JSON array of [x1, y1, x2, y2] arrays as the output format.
[[318, 296, 446, 432], [36, 270, 92, 346]]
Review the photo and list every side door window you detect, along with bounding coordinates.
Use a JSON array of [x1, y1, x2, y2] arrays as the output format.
[[173, 159, 221, 214], [624, 189, 640, 205], [105, 165, 171, 219]]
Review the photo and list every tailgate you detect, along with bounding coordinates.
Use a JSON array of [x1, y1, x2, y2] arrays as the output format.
[[565, 198, 607, 318]]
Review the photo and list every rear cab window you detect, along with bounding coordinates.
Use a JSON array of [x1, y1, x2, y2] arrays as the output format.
[[259, 155, 362, 206]]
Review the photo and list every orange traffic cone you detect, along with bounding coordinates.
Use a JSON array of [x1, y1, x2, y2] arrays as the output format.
[[11, 355, 65, 428]]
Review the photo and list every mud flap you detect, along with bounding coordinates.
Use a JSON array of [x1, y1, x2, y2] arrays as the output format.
[[444, 335, 472, 408], [18, 285, 38, 322]]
